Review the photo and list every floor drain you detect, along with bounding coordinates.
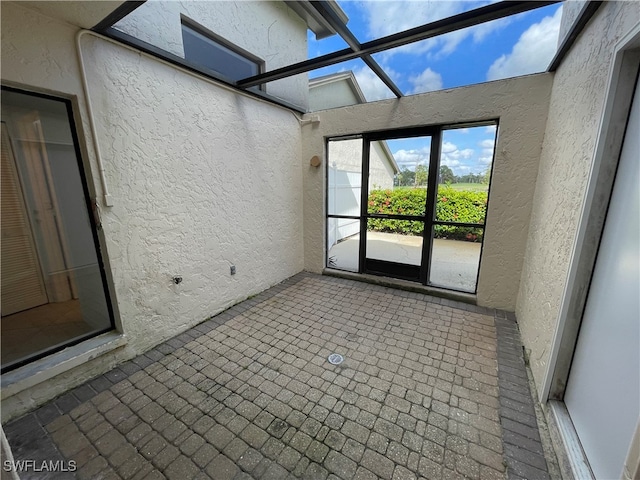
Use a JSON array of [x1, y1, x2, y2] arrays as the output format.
[[328, 353, 344, 365]]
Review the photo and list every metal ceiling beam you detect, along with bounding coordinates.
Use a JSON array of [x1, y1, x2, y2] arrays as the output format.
[[309, 0, 403, 98], [547, 1, 602, 71], [238, 0, 561, 89], [93, 1, 146, 32]]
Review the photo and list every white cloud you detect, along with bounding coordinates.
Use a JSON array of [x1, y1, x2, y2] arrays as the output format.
[[352, 66, 398, 101], [485, 125, 497, 134], [478, 138, 495, 164], [394, 147, 430, 169], [408, 68, 443, 94], [358, 0, 506, 59], [441, 141, 474, 169], [487, 5, 562, 81], [363, 1, 466, 39]]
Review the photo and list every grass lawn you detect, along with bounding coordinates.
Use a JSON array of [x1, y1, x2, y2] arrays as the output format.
[[446, 183, 488, 192], [393, 183, 488, 192]]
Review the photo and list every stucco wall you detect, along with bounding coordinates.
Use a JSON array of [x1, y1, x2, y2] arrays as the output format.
[[516, 2, 640, 390], [1, 3, 304, 419], [114, 0, 308, 109], [302, 75, 554, 309]]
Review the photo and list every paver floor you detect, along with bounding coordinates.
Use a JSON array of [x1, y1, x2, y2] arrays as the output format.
[[3, 273, 551, 480]]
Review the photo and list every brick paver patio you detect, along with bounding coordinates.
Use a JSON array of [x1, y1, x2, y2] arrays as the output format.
[[3, 273, 551, 479]]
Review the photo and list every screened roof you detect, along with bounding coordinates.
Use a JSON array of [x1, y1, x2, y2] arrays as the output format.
[[92, 0, 598, 112]]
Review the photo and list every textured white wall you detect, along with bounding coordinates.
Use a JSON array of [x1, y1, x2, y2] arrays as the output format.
[[516, 2, 640, 389], [302, 75, 554, 310], [114, 0, 308, 109], [1, 3, 304, 419]]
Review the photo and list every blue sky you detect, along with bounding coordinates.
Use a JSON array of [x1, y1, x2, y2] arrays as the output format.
[[309, 1, 563, 176]]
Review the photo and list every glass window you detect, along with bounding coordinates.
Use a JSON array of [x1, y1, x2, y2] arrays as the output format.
[[326, 122, 497, 294], [181, 21, 262, 82], [1, 88, 114, 372], [327, 137, 363, 272]]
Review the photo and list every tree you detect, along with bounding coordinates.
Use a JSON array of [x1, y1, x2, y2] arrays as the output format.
[[439, 165, 455, 184], [482, 167, 491, 184], [415, 164, 428, 186], [394, 167, 415, 187]]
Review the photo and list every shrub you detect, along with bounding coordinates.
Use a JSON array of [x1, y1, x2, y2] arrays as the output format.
[[367, 187, 487, 242]]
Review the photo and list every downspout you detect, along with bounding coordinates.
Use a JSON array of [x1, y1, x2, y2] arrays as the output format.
[[75, 29, 114, 207]]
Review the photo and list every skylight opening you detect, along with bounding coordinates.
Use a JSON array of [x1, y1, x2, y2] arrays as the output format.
[[308, 2, 563, 104]]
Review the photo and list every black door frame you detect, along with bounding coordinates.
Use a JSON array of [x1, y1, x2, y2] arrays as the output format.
[[0, 85, 116, 373], [359, 126, 441, 283]]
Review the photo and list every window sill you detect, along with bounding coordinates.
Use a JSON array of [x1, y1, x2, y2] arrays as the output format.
[[1, 332, 127, 399]]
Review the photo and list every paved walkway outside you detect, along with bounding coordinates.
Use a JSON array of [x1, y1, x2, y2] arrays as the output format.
[[4, 273, 551, 480], [328, 234, 481, 292]]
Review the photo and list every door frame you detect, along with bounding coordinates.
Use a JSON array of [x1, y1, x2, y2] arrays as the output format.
[[360, 126, 441, 283], [542, 22, 640, 480], [0, 85, 118, 373]]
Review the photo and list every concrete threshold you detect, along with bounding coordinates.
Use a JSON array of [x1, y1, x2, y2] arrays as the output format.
[[322, 268, 477, 305]]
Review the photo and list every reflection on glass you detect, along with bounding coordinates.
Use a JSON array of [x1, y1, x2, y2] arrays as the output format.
[[366, 219, 423, 266], [1, 90, 112, 370], [368, 136, 430, 216], [429, 231, 482, 293]]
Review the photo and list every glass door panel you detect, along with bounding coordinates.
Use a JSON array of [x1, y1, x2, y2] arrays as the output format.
[[366, 219, 424, 266], [1, 88, 113, 372], [367, 137, 430, 216]]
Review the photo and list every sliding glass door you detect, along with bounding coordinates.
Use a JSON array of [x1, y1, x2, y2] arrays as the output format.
[[1, 87, 114, 372]]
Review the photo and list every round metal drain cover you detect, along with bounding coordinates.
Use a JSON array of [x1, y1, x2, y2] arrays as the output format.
[[328, 353, 344, 365]]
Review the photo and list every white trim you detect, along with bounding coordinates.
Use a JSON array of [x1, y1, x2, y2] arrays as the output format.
[[541, 21, 640, 402], [623, 419, 640, 480]]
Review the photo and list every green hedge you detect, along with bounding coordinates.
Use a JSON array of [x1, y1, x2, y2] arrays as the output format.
[[367, 186, 487, 242]]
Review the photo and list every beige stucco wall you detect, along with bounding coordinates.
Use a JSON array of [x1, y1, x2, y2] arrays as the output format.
[[302, 74, 554, 310], [1, 3, 304, 419], [516, 2, 640, 391], [114, 0, 308, 109]]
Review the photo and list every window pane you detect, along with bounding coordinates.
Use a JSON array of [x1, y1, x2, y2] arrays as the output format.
[[435, 125, 495, 224], [1, 90, 112, 370], [327, 138, 362, 217], [327, 218, 359, 272], [182, 24, 259, 80], [327, 137, 362, 271], [429, 227, 482, 292], [368, 136, 430, 216]]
